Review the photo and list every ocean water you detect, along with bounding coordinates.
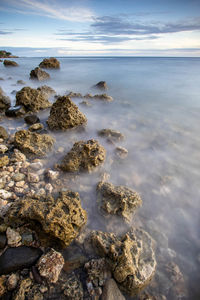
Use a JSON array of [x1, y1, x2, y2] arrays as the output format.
[[1, 57, 200, 299]]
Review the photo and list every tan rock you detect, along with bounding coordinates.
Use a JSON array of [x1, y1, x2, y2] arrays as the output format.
[[39, 57, 60, 69], [6, 227, 22, 247]]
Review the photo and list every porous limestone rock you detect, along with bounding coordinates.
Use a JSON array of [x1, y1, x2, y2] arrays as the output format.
[[0, 156, 9, 168], [3, 60, 18, 67], [5, 191, 87, 247], [91, 228, 156, 296], [97, 181, 142, 222], [60, 139, 106, 172], [47, 96, 87, 130], [16, 87, 51, 112], [30, 67, 50, 81], [39, 57, 60, 69], [0, 87, 11, 112], [14, 129, 55, 158]]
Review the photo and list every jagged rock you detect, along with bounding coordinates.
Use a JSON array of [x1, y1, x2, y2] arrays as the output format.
[[60, 139, 106, 172], [0, 246, 42, 275], [0, 87, 11, 112], [98, 129, 124, 142], [3, 60, 18, 67], [37, 249, 64, 283], [47, 96, 87, 130], [5, 191, 87, 247], [5, 105, 26, 117], [17, 80, 26, 85], [14, 129, 55, 158], [24, 114, 40, 125], [16, 87, 51, 112], [30, 67, 50, 81], [101, 278, 125, 300], [13, 278, 32, 300], [94, 81, 108, 90], [91, 228, 156, 296], [97, 181, 142, 222], [0, 126, 8, 140], [39, 57, 60, 69], [62, 273, 84, 300], [10, 149, 26, 162], [37, 85, 56, 97], [0, 156, 9, 168]]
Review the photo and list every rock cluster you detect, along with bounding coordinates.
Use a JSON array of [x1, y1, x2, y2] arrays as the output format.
[[39, 57, 60, 69], [30, 67, 50, 81]]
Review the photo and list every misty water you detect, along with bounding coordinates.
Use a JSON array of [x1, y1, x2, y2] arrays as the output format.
[[1, 57, 200, 299]]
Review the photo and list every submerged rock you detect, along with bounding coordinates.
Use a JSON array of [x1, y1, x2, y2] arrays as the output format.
[[5, 105, 26, 117], [84, 93, 113, 102], [98, 129, 124, 142], [37, 85, 56, 97], [16, 86, 51, 112], [47, 96, 87, 130], [39, 57, 60, 69], [97, 181, 142, 222], [67, 91, 83, 98], [60, 139, 106, 172], [94, 81, 108, 90], [3, 60, 18, 67], [0, 126, 8, 140], [30, 67, 50, 81], [17, 80, 26, 85], [5, 191, 87, 247], [14, 129, 55, 158], [0, 87, 11, 112], [115, 146, 128, 159], [24, 114, 40, 125], [91, 228, 156, 296]]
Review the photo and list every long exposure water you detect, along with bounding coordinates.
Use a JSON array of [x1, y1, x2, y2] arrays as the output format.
[[1, 57, 200, 299]]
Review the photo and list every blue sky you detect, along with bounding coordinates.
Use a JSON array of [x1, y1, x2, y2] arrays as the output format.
[[0, 0, 200, 56]]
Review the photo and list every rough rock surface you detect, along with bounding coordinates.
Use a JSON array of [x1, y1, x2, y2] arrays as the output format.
[[37, 249, 64, 283], [94, 81, 108, 90], [30, 67, 50, 81], [97, 181, 142, 222], [0, 155, 9, 168], [0, 87, 11, 112], [91, 228, 156, 296], [14, 129, 55, 158], [0, 126, 8, 140], [101, 278, 125, 300], [3, 60, 18, 67], [60, 139, 106, 172], [5, 191, 87, 247], [39, 57, 60, 69], [6, 227, 21, 247], [62, 273, 84, 299], [98, 129, 124, 142], [16, 87, 51, 112], [47, 96, 87, 130]]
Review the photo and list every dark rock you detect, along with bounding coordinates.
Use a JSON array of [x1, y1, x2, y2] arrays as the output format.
[[101, 278, 125, 300], [0, 88, 11, 112], [3, 60, 18, 67], [0, 246, 42, 275], [94, 81, 108, 90], [39, 57, 60, 69], [17, 80, 26, 85], [0, 234, 6, 249], [47, 96, 87, 131], [24, 114, 40, 125], [5, 105, 26, 117], [60, 139, 106, 172], [0, 126, 8, 140], [30, 67, 50, 81]]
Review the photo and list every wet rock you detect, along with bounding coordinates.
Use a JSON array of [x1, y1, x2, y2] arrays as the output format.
[[7, 273, 19, 291], [98, 129, 124, 142], [62, 272, 84, 300], [97, 181, 142, 222], [5, 190, 87, 247], [29, 161, 43, 170], [30, 67, 50, 81], [91, 227, 156, 296], [0, 126, 8, 140], [0, 246, 42, 275], [115, 146, 128, 158], [0, 233, 6, 248], [6, 227, 22, 247], [16, 87, 51, 113], [0, 87, 11, 112], [37, 85, 56, 97], [5, 105, 26, 117], [94, 81, 108, 90], [60, 139, 106, 172], [13, 278, 32, 300], [28, 123, 44, 131], [24, 114, 40, 125], [47, 96, 87, 130], [0, 156, 9, 168], [37, 248, 64, 283], [17, 80, 26, 85], [101, 278, 125, 300], [0, 145, 8, 153], [14, 129, 55, 158], [0, 189, 12, 200], [3, 60, 18, 67], [39, 57, 60, 69], [0, 276, 6, 298]]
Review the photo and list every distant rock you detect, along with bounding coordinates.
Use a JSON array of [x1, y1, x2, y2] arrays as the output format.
[[84, 93, 113, 102], [47, 96, 87, 130], [30, 67, 50, 81], [98, 129, 124, 142], [17, 80, 26, 85], [3, 60, 18, 67], [0, 87, 11, 112], [66, 91, 83, 98], [94, 81, 108, 90], [39, 57, 60, 69], [60, 139, 106, 172], [115, 146, 128, 159]]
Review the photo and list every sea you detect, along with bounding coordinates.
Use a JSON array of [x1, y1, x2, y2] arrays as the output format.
[[1, 56, 200, 299]]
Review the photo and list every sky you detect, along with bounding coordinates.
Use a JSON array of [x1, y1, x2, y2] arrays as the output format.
[[0, 0, 200, 56]]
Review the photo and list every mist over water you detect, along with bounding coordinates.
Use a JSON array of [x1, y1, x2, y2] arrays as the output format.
[[1, 57, 200, 299]]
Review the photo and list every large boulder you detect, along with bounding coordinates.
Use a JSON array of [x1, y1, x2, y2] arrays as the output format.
[[91, 228, 156, 296], [3, 60, 18, 67], [4, 191, 87, 247], [97, 181, 142, 222], [0, 87, 11, 112], [60, 139, 106, 172], [30, 67, 50, 81], [47, 96, 87, 130], [14, 129, 55, 158], [39, 57, 60, 69], [16, 87, 51, 112]]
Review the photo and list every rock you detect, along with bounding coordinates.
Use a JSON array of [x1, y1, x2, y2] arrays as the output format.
[[6, 227, 22, 247], [0, 276, 6, 298], [62, 273, 84, 300], [80, 100, 92, 107], [28, 173, 39, 183], [37, 248, 64, 283], [24, 114, 40, 125], [115, 146, 128, 158], [30, 67, 50, 81], [16, 87, 51, 113], [0, 145, 8, 153], [10, 149, 26, 162], [37, 85, 56, 97], [97, 181, 142, 222], [13, 278, 32, 300], [0, 246, 42, 275], [14, 129, 55, 158], [45, 169, 59, 181], [5, 191, 87, 247], [47, 96, 87, 130], [0, 126, 8, 140], [12, 173, 25, 182], [29, 161, 43, 170], [28, 123, 44, 132], [0, 87, 11, 112], [17, 80, 26, 85], [60, 139, 106, 172], [39, 57, 60, 69], [0, 189, 12, 200], [94, 81, 108, 90], [0, 156, 9, 168], [7, 273, 19, 291], [3, 60, 18, 67], [93, 94, 113, 102], [0, 233, 6, 249], [91, 227, 156, 296], [101, 278, 125, 300], [98, 129, 124, 142], [5, 105, 26, 117], [45, 183, 53, 193], [0, 199, 11, 218], [66, 91, 83, 98]]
